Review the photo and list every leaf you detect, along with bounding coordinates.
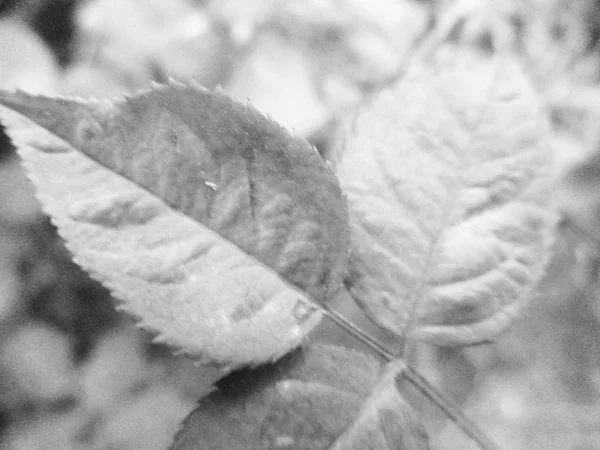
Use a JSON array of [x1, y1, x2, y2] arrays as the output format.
[[336, 50, 557, 346], [170, 343, 429, 450], [560, 148, 600, 242], [76, 0, 230, 88], [0, 17, 60, 94], [225, 32, 330, 136], [0, 82, 350, 368], [0, 322, 77, 406]]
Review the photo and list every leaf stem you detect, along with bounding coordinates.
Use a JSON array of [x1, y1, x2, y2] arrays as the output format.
[[323, 307, 502, 450], [323, 307, 396, 360], [562, 213, 600, 246], [402, 365, 501, 450]]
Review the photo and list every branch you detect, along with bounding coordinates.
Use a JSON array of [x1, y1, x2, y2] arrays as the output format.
[[322, 305, 502, 450]]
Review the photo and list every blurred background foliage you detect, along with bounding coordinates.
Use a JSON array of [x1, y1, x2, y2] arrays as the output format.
[[1, 0, 600, 449]]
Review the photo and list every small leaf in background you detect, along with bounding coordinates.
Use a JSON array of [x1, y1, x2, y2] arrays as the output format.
[[1, 409, 90, 450], [560, 148, 600, 242], [0, 321, 77, 408], [74, 0, 232, 89], [79, 324, 151, 413], [0, 17, 59, 94], [0, 261, 20, 323], [225, 31, 330, 137], [170, 344, 429, 450], [337, 49, 557, 347], [0, 154, 42, 223], [0, 82, 350, 368], [98, 385, 194, 450]]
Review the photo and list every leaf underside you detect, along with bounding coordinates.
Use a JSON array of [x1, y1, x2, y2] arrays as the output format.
[[170, 344, 429, 450], [337, 50, 557, 346], [0, 82, 350, 368]]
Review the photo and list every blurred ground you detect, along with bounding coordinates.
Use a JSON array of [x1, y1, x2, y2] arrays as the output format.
[[1, 0, 600, 449]]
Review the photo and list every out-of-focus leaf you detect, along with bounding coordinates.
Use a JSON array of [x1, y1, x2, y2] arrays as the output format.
[[560, 149, 600, 242], [98, 385, 194, 450], [1, 408, 90, 450], [225, 32, 330, 137], [0, 81, 350, 368], [0, 154, 42, 223], [79, 324, 150, 413], [0, 17, 59, 94], [0, 262, 20, 323], [60, 64, 131, 98], [434, 0, 521, 51], [337, 50, 556, 346], [206, 0, 281, 44], [75, 0, 231, 88], [170, 344, 429, 450], [0, 322, 77, 407]]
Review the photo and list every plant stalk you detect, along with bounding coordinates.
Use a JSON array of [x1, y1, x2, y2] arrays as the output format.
[[323, 307, 501, 450]]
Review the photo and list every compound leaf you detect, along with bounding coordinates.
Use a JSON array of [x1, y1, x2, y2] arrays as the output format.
[[0, 82, 350, 368], [337, 51, 557, 346], [170, 344, 429, 450]]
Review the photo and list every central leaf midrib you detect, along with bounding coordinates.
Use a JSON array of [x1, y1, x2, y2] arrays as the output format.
[[401, 59, 502, 350], [111, 99, 332, 320]]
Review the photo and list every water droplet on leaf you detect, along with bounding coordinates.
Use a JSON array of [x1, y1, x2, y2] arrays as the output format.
[[204, 181, 218, 191]]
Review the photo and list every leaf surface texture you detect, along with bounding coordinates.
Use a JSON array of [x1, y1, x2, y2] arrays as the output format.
[[170, 344, 429, 450], [0, 83, 350, 367], [337, 51, 557, 345]]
